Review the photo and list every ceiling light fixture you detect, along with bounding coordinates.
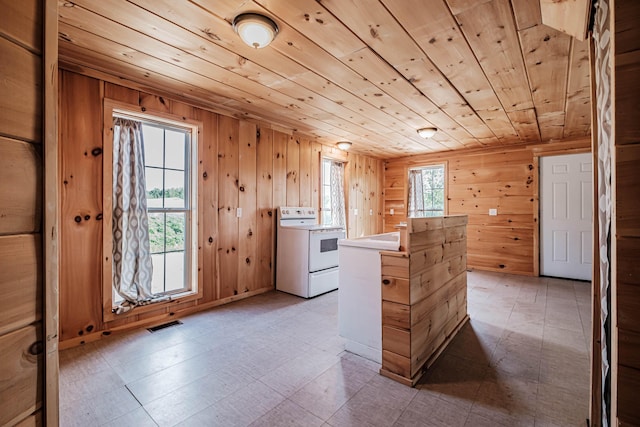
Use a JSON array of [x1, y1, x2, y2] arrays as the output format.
[[417, 127, 438, 139], [233, 13, 279, 49], [336, 141, 352, 150]]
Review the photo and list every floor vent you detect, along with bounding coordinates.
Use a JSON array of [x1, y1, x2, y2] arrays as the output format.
[[147, 320, 183, 332]]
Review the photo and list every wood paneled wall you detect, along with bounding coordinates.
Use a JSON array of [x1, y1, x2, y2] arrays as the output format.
[[58, 69, 383, 345], [613, 0, 640, 423], [383, 140, 590, 276], [0, 0, 46, 424]]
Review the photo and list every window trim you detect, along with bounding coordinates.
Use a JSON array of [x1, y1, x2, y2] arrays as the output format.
[[102, 99, 202, 322], [407, 162, 448, 218]]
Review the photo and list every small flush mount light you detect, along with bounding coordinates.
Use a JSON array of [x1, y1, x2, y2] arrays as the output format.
[[417, 127, 438, 139], [233, 13, 279, 49], [336, 141, 352, 150]]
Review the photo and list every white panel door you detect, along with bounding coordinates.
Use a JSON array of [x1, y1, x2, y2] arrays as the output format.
[[540, 153, 592, 280]]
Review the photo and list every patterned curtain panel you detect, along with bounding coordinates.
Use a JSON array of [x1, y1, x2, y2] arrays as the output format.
[[407, 169, 424, 218], [112, 118, 157, 314], [593, 0, 612, 424], [330, 161, 346, 228]]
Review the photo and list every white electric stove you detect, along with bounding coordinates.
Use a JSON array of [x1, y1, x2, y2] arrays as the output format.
[[275, 207, 345, 298]]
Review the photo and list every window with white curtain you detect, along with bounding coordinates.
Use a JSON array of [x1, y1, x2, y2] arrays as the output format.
[[321, 158, 346, 227], [407, 164, 446, 217]]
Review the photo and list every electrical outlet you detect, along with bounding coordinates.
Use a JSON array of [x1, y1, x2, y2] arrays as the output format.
[[236, 207, 243, 218], [489, 208, 497, 216], [390, 208, 394, 215], [369, 209, 373, 216], [354, 209, 358, 216]]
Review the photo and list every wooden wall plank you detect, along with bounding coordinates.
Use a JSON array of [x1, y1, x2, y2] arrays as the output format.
[[59, 71, 104, 341], [217, 115, 239, 298], [299, 137, 312, 207], [104, 82, 139, 104], [0, 0, 43, 52], [0, 137, 41, 234], [272, 131, 288, 209], [0, 235, 41, 336], [194, 109, 218, 302], [256, 126, 274, 289], [311, 142, 321, 212], [0, 37, 41, 142], [286, 136, 300, 206], [0, 324, 43, 426], [238, 121, 257, 293]]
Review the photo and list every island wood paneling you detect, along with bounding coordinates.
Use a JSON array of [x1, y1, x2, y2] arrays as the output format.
[[383, 140, 590, 276], [58, 69, 384, 345], [0, 0, 47, 424], [380, 216, 468, 386]]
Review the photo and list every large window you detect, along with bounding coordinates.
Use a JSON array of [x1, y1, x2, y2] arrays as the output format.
[[321, 158, 346, 227], [143, 123, 192, 295], [105, 101, 199, 316], [408, 164, 446, 217]]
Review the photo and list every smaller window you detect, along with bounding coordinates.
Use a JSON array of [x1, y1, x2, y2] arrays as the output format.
[[321, 158, 346, 227], [408, 164, 446, 217]]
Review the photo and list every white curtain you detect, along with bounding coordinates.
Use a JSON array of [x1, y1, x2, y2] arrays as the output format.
[[329, 161, 346, 227], [112, 118, 163, 314], [407, 169, 425, 217]]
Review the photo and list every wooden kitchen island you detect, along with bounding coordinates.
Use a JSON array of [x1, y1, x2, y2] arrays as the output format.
[[380, 215, 468, 386]]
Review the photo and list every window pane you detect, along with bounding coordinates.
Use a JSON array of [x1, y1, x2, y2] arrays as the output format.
[[164, 170, 185, 208], [143, 125, 164, 168], [165, 130, 186, 171], [146, 167, 164, 208], [148, 213, 165, 254], [165, 251, 185, 292], [150, 253, 165, 294], [165, 213, 186, 252]]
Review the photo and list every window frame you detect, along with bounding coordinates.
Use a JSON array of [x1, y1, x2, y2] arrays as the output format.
[[407, 162, 448, 218], [320, 156, 347, 227], [102, 99, 202, 322]]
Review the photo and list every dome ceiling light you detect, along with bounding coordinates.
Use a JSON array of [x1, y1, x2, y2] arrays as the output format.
[[336, 141, 352, 150], [417, 127, 438, 139], [233, 13, 279, 49]]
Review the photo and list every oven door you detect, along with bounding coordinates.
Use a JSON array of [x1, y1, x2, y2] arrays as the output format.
[[308, 228, 345, 272]]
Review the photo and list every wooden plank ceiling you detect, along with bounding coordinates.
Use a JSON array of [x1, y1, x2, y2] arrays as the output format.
[[57, 0, 591, 158]]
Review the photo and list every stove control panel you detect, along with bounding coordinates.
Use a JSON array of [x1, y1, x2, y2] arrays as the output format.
[[279, 206, 317, 220]]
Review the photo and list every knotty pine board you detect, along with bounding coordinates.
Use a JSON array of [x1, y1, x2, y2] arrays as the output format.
[[256, 126, 274, 290], [0, 0, 42, 53], [298, 138, 312, 208], [218, 115, 240, 298], [0, 234, 41, 336], [0, 37, 42, 143], [272, 131, 288, 209], [0, 324, 43, 426], [286, 136, 300, 207], [59, 71, 104, 340], [194, 108, 219, 302], [452, 0, 534, 113], [238, 121, 258, 293], [0, 137, 41, 235]]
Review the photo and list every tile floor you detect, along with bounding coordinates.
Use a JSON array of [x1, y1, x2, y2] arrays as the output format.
[[60, 271, 591, 426]]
